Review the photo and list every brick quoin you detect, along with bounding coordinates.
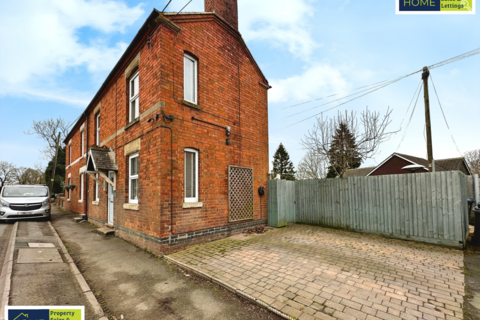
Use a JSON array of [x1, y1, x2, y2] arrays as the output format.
[[63, 1, 270, 254]]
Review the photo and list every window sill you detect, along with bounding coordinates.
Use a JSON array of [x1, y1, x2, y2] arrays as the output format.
[[67, 199, 71, 202], [92, 201, 99, 206], [78, 200, 83, 203], [125, 118, 140, 130], [182, 100, 202, 110], [123, 203, 139, 211], [183, 202, 203, 209]]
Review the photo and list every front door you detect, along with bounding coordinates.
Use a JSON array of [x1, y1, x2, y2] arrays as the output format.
[[107, 171, 114, 225]]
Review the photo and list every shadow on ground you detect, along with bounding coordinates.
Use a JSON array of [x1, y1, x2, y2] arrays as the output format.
[[51, 206, 282, 320]]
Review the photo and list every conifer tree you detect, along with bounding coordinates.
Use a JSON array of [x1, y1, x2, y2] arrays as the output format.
[[326, 122, 362, 178], [272, 143, 296, 180]]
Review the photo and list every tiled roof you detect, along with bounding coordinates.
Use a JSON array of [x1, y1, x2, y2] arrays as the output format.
[[343, 167, 376, 177], [87, 147, 118, 172], [395, 153, 448, 172], [435, 157, 466, 172]]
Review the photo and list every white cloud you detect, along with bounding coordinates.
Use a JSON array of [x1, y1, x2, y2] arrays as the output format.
[[238, 0, 319, 61], [0, 0, 144, 105], [269, 63, 349, 104]]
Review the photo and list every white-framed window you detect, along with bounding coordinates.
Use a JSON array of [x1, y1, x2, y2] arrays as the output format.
[[69, 143, 72, 164], [184, 54, 197, 104], [68, 177, 71, 200], [81, 130, 85, 156], [129, 153, 139, 204], [95, 173, 99, 201], [80, 174, 84, 201], [184, 148, 198, 203], [96, 113, 100, 145], [129, 71, 139, 122]]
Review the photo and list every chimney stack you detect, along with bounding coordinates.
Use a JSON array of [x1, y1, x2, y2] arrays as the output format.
[[205, 0, 238, 30]]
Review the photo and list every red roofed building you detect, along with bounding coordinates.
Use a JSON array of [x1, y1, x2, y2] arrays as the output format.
[[63, 0, 270, 255], [344, 153, 472, 177]]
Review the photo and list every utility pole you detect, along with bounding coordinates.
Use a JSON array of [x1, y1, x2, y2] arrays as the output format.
[[422, 66, 434, 172], [51, 132, 61, 193]]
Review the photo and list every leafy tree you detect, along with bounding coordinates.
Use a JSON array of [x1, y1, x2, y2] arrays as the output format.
[[296, 152, 327, 180], [45, 147, 66, 194], [326, 122, 362, 178], [272, 143, 296, 180]]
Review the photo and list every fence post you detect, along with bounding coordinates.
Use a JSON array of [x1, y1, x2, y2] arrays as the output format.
[[475, 174, 479, 205]]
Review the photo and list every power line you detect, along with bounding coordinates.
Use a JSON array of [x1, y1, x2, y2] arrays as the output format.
[[162, 0, 174, 12], [282, 79, 389, 110], [281, 47, 480, 129], [280, 70, 422, 130], [429, 72, 463, 156], [396, 83, 423, 151], [174, 0, 193, 16], [281, 48, 479, 113], [428, 47, 480, 70], [398, 80, 422, 130]]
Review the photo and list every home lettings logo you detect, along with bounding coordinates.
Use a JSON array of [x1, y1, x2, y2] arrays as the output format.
[[397, 0, 475, 14], [13, 314, 45, 320]]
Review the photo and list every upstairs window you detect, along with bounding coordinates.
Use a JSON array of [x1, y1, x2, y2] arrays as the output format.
[[96, 113, 100, 145], [184, 54, 197, 104], [129, 153, 139, 204], [129, 71, 139, 122], [184, 148, 198, 203], [81, 130, 85, 156], [69, 143, 72, 164]]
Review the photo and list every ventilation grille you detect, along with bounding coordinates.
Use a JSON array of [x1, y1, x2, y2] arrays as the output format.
[[228, 166, 254, 222]]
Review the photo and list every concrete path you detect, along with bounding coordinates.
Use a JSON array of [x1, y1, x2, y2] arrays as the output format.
[[0, 224, 13, 276], [464, 226, 480, 320], [168, 224, 466, 320], [0, 223, 14, 318], [51, 206, 282, 320], [9, 220, 97, 319]]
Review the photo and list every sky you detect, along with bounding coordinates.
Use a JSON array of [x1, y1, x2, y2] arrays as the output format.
[[0, 0, 479, 172]]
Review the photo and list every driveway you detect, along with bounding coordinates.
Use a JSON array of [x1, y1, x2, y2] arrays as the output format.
[[168, 224, 465, 320]]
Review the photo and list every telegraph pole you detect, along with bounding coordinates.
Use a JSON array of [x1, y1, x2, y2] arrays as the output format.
[[422, 66, 434, 172], [51, 132, 61, 193]]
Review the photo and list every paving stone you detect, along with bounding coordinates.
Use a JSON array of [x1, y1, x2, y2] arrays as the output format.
[[167, 224, 464, 320]]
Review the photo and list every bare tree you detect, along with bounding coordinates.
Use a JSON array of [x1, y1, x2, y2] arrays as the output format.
[[24, 117, 71, 160], [0, 161, 17, 188], [301, 108, 398, 178], [14, 167, 43, 185], [296, 152, 327, 180], [465, 149, 480, 175]]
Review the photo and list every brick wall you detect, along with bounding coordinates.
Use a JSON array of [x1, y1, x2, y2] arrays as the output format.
[[64, 12, 269, 254], [205, 0, 238, 30]]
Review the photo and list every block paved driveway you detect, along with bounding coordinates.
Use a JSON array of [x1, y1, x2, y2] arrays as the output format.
[[168, 224, 465, 320]]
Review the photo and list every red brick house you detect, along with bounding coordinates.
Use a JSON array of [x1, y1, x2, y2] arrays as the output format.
[[344, 153, 472, 177], [63, 0, 270, 255]]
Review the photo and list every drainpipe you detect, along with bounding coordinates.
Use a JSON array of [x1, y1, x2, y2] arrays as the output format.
[[84, 111, 89, 221], [158, 124, 173, 234]]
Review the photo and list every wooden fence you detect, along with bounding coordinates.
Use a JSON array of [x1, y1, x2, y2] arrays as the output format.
[[268, 171, 470, 247]]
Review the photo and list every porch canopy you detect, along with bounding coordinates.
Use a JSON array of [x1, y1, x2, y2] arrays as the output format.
[[86, 146, 118, 190]]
